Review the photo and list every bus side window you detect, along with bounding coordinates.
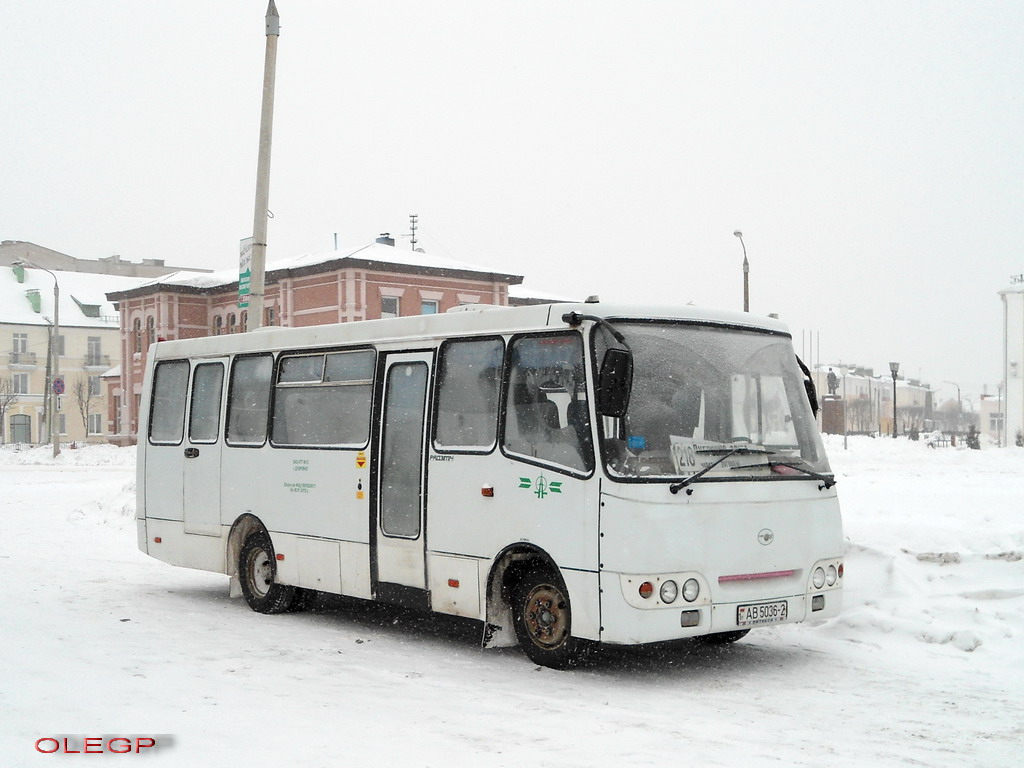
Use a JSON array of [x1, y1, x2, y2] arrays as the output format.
[[434, 337, 504, 451], [149, 360, 190, 444], [188, 363, 224, 443], [226, 354, 273, 446], [271, 350, 375, 447], [502, 334, 593, 473]]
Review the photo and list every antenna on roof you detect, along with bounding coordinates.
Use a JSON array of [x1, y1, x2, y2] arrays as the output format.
[[409, 214, 418, 251]]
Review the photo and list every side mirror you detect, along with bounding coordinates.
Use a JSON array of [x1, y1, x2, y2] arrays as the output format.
[[597, 348, 633, 417], [795, 355, 818, 418]]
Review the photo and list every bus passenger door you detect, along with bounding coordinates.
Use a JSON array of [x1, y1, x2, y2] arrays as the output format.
[[183, 359, 227, 536], [373, 352, 432, 607]]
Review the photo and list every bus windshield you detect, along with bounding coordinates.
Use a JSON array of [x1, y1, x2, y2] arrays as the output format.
[[598, 321, 830, 481]]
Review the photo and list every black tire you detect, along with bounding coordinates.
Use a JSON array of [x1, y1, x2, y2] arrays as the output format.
[[511, 564, 587, 669], [289, 587, 317, 613], [239, 531, 297, 614], [699, 629, 751, 644]]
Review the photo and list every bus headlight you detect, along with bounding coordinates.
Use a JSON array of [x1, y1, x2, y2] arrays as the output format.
[[659, 580, 678, 604], [826, 565, 838, 586], [682, 578, 700, 602], [812, 567, 826, 589]]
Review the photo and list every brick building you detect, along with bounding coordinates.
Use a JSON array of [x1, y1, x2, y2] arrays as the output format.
[[105, 239, 523, 442]]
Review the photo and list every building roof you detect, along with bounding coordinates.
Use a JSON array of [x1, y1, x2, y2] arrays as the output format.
[[0, 240, 209, 278], [1, 265, 149, 329], [999, 275, 1024, 294], [508, 283, 580, 305], [106, 242, 524, 300]]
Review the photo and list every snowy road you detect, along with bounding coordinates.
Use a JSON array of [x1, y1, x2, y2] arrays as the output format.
[[1, 439, 1021, 767]]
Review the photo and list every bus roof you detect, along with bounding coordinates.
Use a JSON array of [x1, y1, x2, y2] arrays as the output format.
[[148, 302, 792, 360]]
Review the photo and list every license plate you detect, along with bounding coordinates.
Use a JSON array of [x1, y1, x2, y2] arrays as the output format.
[[737, 600, 788, 626]]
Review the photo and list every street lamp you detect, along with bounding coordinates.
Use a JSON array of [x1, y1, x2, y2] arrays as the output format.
[[14, 260, 61, 457], [840, 366, 849, 450], [944, 380, 961, 438], [733, 230, 749, 312], [889, 362, 899, 439]]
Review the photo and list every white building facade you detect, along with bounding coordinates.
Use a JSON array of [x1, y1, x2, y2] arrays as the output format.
[[1, 264, 148, 445], [999, 279, 1024, 447]]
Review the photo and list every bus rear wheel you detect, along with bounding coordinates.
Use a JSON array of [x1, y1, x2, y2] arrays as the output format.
[[239, 531, 298, 614], [512, 566, 586, 669]]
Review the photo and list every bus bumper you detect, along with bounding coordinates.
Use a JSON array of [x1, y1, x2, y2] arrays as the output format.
[[599, 574, 843, 645]]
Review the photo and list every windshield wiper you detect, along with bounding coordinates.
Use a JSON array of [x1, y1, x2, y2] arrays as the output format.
[[669, 448, 743, 494], [729, 458, 837, 489], [696, 445, 771, 455], [769, 461, 837, 489], [670, 445, 826, 494]]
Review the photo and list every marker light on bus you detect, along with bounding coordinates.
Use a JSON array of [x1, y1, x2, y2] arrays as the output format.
[[682, 578, 700, 602], [638, 581, 654, 599], [812, 567, 826, 589], [659, 580, 678, 604]]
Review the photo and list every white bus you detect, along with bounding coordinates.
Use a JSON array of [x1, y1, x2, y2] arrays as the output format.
[[137, 301, 843, 668]]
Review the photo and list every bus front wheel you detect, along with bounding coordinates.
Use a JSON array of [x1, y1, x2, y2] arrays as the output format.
[[239, 531, 298, 614], [511, 566, 586, 669]]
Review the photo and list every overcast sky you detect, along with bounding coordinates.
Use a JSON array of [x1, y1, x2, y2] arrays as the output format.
[[3, 1, 1021, 404]]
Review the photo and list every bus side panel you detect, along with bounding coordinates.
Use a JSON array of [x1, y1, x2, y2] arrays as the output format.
[[221, 446, 369, 544], [296, 536, 342, 593], [426, 456, 601, 573], [266, 533, 372, 600], [145, 519, 227, 573], [560, 568, 601, 642], [339, 541, 372, 599], [428, 554, 483, 618], [219, 446, 373, 601]]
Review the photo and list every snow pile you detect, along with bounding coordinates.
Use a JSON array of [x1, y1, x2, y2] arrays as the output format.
[[0, 442, 135, 467], [1, 438, 1021, 766], [65, 478, 137, 527], [815, 435, 1024, 667]]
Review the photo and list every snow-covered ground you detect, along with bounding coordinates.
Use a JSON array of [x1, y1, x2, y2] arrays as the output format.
[[1, 437, 1021, 767]]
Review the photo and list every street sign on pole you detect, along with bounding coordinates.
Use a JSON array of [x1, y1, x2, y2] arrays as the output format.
[[239, 237, 253, 308], [53, 376, 65, 395]]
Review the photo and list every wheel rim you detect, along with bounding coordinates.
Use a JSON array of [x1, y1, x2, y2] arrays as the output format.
[[522, 583, 570, 650], [247, 547, 272, 598]]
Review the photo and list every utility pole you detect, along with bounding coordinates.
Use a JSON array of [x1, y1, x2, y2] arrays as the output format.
[[944, 381, 962, 437], [247, 1, 280, 331], [890, 362, 900, 438]]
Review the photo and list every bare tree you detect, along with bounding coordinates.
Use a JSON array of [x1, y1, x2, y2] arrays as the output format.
[[847, 397, 873, 433], [0, 377, 18, 446], [73, 375, 99, 437]]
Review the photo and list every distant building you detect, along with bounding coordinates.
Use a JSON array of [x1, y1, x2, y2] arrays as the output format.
[[0, 240, 208, 279], [979, 393, 1003, 444], [1, 264, 150, 445], [999, 278, 1024, 446], [105, 240, 523, 442], [813, 363, 933, 436]]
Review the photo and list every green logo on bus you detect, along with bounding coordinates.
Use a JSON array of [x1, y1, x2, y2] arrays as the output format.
[[518, 475, 562, 499]]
